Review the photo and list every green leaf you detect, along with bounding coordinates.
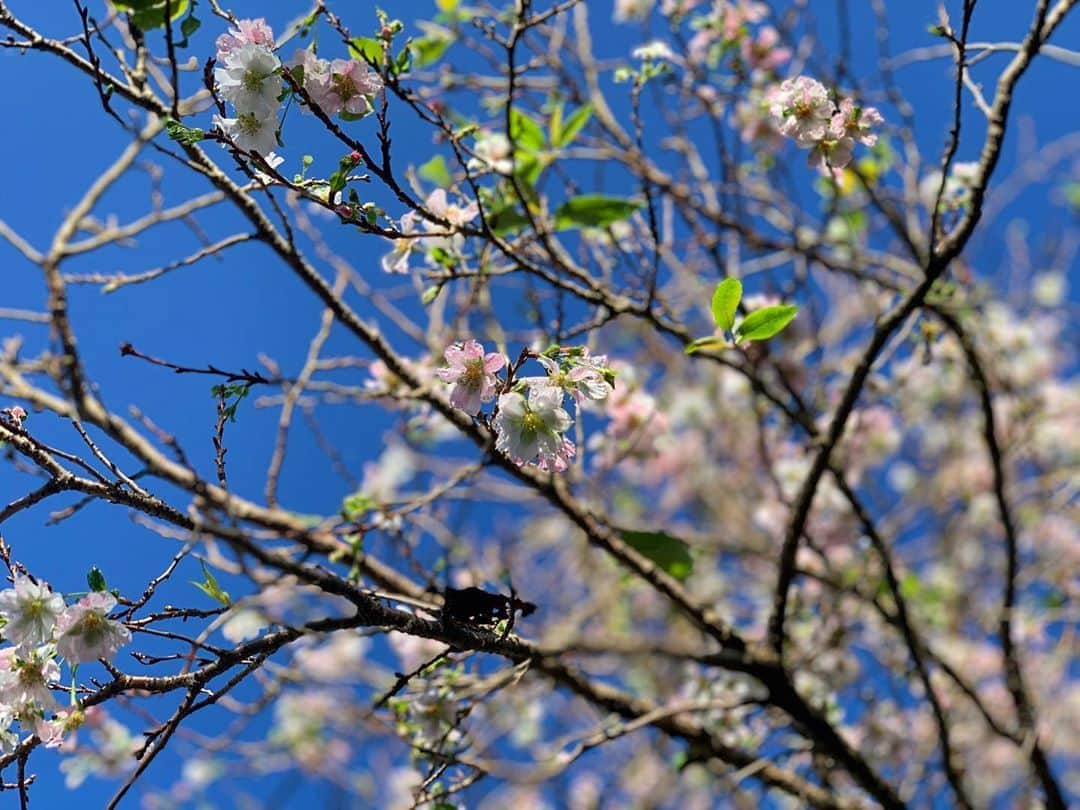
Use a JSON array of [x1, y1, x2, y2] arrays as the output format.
[[554, 195, 640, 230], [710, 278, 742, 332], [114, 0, 189, 29], [553, 103, 592, 148], [412, 34, 452, 68], [418, 154, 452, 188], [394, 47, 412, 74], [191, 560, 231, 606], [421, 285, 442, 305], [684, 335, 727, 355], [899, 571, 920, 601], [178, 12, 201, 46], [348, 37, 383, 63], [1064, 181, 1080, 212], [513, 154, 544, 186], [163, 118, 205, 145], [621, 530, 693, 580], [342, 492, 376, 521], [486, 203, 531, 234], [509, 108, 545, 152], [735, 304, 799, 342], [86, 566, 108, 593]]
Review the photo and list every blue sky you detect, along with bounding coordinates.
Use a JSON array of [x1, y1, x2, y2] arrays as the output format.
[[1, 0, 1077, 806]]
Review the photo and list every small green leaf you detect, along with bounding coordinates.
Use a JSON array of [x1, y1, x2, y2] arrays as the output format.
[[178, 13, 201, 46], [1064, 181, 1080, 213], [349, 36, 383, 63], [684, 335, 727, 355], [422, 285, 442, 305], [509, 108, 545, 152], [394, 47, 412, 74], [710, 278, 742, 332], [418, 154, 452, 188], [554, 195, 640, 230], [191, 560, 231, 606], [163, 118, 205, 145], [735, 304, 799, 342], [553, 103, 592, 148], [412, 35, 452, 68], [513, 154, 544, 186], [342, 492, 376, 521], [621, 530, 693, 580], [899, 571, 920, 600], [114, 0, 189, 29], [86, 566, 108, 593]]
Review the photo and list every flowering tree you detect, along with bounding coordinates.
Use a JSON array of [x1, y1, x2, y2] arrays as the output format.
[[0, 0, 1076, 807]]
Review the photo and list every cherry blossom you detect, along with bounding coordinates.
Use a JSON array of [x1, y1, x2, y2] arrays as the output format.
[[524, 353, 613, 406], [214, 43, 282, 112], [213, 105, 280, 156], [0, 575, 65, 650], [215, 17, 274, 61], [768, 76, 833, 145], [55, 592, 131, 664], [436, 340, 506, 413], [467, 131, 513, 175], [493, 387, 574, 469]]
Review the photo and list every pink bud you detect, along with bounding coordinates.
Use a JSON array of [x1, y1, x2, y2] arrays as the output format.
[[336, 204, 353, 218], [348, 151, 362, 164]]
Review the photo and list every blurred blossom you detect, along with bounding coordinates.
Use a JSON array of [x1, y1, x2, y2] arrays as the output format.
[[221, 606, 266, 643], [918, 160, 980, 212], [295, 633, 370, 682], [361, 443, 416, 503], [741, 26, 790, 73], [467, 131, 513, 174], [1032, 271, 1067, 307], [614, 0, 655, 22], [632, 41, 677, 62], [59, 708, 138, 788], [387, 631, 445, 671]]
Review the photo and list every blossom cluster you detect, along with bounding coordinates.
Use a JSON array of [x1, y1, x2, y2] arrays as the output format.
[[213, 19, 282, 155], [436, 341, 614, 472], [0, 575, 131, 752], [766, 76, 883, 171], [213, 18, 384, 157], [287, 49, 383, 120]]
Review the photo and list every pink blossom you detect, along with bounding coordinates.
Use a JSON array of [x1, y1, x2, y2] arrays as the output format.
[[295, 57, 383, 118], [833, 98, 883, 146], [769, 76, 833, 146], [806, 133, 855, 171], [35, 708, 83, 749], [55, 592, 131, 664], [436, 340, 506, 414], [215, 18, 274, 62], [0, 645, 60, 711], [493, 388, 574, 469], [741, 26, 790, 73], [524, 352, 613, 406]]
